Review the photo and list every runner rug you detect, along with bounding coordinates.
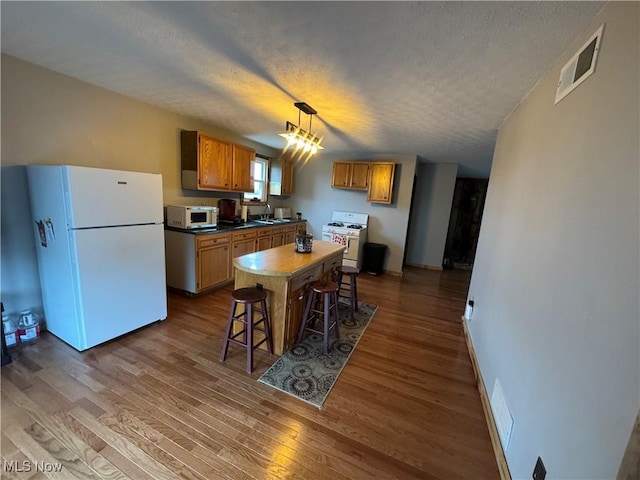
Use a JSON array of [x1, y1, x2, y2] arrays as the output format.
[[258, 299, 377, 409]]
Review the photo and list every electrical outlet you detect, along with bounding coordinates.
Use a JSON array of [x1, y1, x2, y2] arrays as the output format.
[[532, 457, 546, 480]]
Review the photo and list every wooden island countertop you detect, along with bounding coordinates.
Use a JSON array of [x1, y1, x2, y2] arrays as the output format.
[[233, 240, 345, 355], [233, 240, 345, 276]]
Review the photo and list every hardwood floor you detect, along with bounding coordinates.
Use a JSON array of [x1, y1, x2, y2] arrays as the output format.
[[1, 267, 499, 479]]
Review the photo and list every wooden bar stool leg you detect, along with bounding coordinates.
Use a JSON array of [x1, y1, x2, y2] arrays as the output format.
[[351, 273, 359, 313], [332, 291, 340, 339], [220, 301, 237, 362], [323, 292, 331, 354], [297, 290, 315, 344], [261, 298, 273, 354], [246, 302, 254, 374]]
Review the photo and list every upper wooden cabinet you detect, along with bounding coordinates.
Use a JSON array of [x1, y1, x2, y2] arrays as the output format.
[[331, 162, 370, 190], [331, 162, 351, 188], [231, 144, 255, 192], [367, 162, 396, 204], [269, 157, 295, 196], [331, 161, 395, 203], [197, 133, 233, 190], [181, 130, 255, 192]]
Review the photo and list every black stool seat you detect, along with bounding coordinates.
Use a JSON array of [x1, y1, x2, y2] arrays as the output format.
[[232, 287, 267, 303], [220, 287, 273, 373], [336, 265, 359, 319], [297, 280, 340, 354]]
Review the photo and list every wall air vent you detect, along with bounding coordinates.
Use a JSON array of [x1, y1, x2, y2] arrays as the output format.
[[555, 24, 604, 105]]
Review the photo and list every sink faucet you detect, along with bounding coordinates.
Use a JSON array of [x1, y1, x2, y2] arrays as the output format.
[[262, 204, 271, 220]]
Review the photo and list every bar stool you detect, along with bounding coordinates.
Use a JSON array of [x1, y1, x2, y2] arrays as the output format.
[[220, 287, 273, 373], [336, 265, 359, 319], [297, 281, 340, 354]]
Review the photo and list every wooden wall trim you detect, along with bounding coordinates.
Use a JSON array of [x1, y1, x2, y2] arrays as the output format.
[[383, 270, 404, 277], [403, 263, 443, 271], [462, 317, 512, 480]]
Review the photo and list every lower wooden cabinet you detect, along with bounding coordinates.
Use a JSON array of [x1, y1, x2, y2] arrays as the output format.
[[231, 230, 257, 278], [257, 225, 291, 251], [284, 222, 307, 244], [284, 265, 322, 351], [165, 230, 232, 294], [198, 235, 231, 291], [256, 228, 272, 251], [165, 221, 308, 295], [271, 227, 285, 248]]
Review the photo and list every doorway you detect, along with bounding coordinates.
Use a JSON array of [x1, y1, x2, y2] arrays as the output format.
[[443, 178, 488, 269]]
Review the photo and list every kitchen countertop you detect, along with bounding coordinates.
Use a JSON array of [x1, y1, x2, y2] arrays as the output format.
[[165, 218, 306, 235], [233, 240, 344, 277]]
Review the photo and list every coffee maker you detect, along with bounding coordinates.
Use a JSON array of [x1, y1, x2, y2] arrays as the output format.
[[218, 199, 241, 224]]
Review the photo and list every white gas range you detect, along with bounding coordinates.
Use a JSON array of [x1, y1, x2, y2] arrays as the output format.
[[321, 211, 369, 270]]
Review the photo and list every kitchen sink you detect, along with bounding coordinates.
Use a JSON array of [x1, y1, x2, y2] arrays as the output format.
[[253, 218, 291, 225]]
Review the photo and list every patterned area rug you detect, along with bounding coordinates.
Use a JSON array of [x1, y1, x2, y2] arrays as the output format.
[[258, 299, 377, 409]]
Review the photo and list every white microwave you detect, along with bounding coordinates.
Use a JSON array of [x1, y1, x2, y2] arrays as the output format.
[[166, 205, 218, 229]]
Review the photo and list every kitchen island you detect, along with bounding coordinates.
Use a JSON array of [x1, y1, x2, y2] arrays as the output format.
[[233, 240, 345, 355]]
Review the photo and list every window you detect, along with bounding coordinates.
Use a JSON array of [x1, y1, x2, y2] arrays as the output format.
[[243, 157, 269, 203]]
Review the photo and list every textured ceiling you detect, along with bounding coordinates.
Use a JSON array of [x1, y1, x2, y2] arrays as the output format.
[[1, 1, 603, 177]]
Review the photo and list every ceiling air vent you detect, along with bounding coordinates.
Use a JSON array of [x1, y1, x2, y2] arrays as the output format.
[[555, 24, 604, 104]]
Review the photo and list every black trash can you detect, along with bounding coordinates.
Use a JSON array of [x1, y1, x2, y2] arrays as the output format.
[[362, 242, 387, 275]]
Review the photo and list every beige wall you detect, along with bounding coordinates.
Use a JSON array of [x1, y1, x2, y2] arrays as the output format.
[[468, 3, 639, 478], [0, 53, 280, 316], [1, 53, 279, 203], [405, 162, 458, 268]]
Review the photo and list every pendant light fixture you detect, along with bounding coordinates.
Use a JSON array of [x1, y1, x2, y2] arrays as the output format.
[[279, 102, 324, 156]]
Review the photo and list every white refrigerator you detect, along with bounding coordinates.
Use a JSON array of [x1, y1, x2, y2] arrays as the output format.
[[27, 165, 167, 351]]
